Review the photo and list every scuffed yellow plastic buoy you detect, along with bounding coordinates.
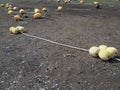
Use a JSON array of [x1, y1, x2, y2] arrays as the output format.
[[8, 10, 14, 15], [58, 6, 63, 11], [106, 47, 118, 57], [19, 9, 25, 14], [34, 8, 40, 13], [93, 1, 99, 5], [89, 46, 100, 57], [14, 15, 21, 21], [16, 26, 25, 33], [8, 5, 12, 8], [98, 49, 111, 61], [5, 3, 9, 8], [34, 13, 42, 19], [42, 7, 47, 12], [80, 0, 83, 4], [0, 4, 4, 7], [57, 0, 61, 3], [9, 27, 19, 34], [99, 45, 108, 50], [9, 27, 15, 33]]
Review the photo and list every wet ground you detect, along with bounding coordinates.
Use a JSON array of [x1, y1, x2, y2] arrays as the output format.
[[0, 0, 120, 90]]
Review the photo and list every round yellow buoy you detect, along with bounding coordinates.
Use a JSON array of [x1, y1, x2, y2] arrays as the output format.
[[99, 45, 108, 50], [16, 26, 25, 33], [19, 9, 25, 14], [8, 10, 14, 15], [42, 7, 47, 12], [64, 0, 67, 4], [14, 15, 21, 21], [9, 27, 15, 33], [57, 0, 61, 3], [9, 27, 19, 34], [93, 1, 99, 5], [0, 4, 4, 7], [80, 0, 83, 4], [89, 46, 100, 57], [8, 5, 12, 8], [34, 13, 42, 19], [106, 47, 118, 57], [5, 3, 9, 8], [34, 8, 40, 13], [58, 6, 63, 11], [98, 50, 111, 61], [8, 7, 13, 10]]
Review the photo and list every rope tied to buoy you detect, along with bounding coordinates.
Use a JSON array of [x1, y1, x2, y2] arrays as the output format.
[[21, 32, 120, 62], [8, 24, 120, 62], [21, 32, 89, 52]]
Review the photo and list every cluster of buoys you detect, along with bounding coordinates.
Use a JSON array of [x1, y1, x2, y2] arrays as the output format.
[[0, 3, 46, 21], [89, 45, 118, 61], [55, 0, 100, 9], [1, 2, 119, 62], [0, 2, 64, 22], [9, 26, 25, 34], [9, 25, 119, 61], [93, 1, 100, 9]]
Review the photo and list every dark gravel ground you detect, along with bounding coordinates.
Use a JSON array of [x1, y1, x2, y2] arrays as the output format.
[[0, 0, 120, 90]]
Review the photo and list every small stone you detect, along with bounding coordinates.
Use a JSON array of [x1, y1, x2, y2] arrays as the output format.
[[13, 81, 16, 84], [87, 83, 90, 86], [112, 73, 116, 76], [84, 81, 88, 83], [39, 88, 46, 90], [21, 60, 25, 64], [45, 75, 49, 79], [91, 64, 94, 68], [110, 88, 114, 90], [0, 81, 4, 83]]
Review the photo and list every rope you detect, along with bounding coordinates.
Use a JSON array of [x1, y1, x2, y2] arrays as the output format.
[[115, 58, 120, 62], [22, 32, 89, 52]]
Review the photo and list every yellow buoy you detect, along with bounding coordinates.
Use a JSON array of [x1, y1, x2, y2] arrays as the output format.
[[14, 15, 21, 21], [80, 0, 83, 4], [98, 50, 111, 61], [106, 47, 118, 57], [58, 6, 63, 11], [8, 5, 12, 8], [8, 10, 14, 15], [9, 27, 15, 33], [19, 9, 25, 14], [99, 45, 108, 50], [0, 4, 4, 7], [9, 27, 19, 34], [6, 3, 9, 8], [89, 46, 100, 57], [34, 13, 42, 19], [93, 1, 99, 5], [42, 7, 47, 12], [16, 26, 25, 33], [57, 0, 61, 3], [34, 8, 40, 13]]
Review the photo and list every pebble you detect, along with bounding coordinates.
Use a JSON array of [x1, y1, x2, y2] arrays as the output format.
[[69, 84, 76, 90], [5, 46, 12, 51], [39, 88, 46, 90]]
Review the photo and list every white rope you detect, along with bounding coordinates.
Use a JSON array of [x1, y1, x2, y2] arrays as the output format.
[[116, 58, 120, 62], [22, 33, 89, 52]]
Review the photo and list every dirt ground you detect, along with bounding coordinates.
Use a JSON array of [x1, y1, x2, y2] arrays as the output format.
[[0, 0, 120, 90]]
